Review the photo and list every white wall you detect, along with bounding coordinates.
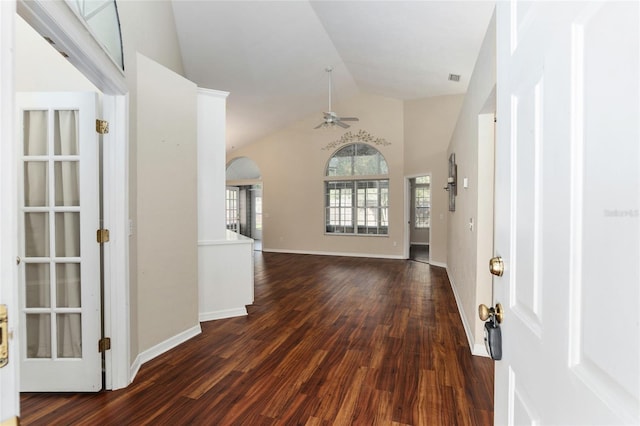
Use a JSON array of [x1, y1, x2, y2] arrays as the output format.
[[15, 16, 98, 92], [404, 95, 464, 265], [117, 1, 190, 363], [229, 93, 406, 258], [135, 53, 199, 353], [229, 93, 464, 260], [446, 11, 496, 355]]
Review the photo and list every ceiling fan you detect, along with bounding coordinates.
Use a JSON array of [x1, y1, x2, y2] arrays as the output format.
[[314, 67, 359, 129]]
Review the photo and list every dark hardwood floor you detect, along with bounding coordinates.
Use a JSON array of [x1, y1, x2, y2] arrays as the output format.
[[21, 252, 494, 425], [409, 245, 430, 264]]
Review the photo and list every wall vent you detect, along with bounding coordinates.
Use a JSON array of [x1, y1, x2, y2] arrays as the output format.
[[448, 73, 461, 82]]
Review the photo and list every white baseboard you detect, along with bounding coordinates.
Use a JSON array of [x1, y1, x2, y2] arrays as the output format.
[[263, 248, 405, 260], [410, 242, 429, 246], [445, 268, 489, 358], [429, 260, 447, 268], [199, 307, 247, 322], [472, 343, 490, 358], [129, 324, 202, 383]]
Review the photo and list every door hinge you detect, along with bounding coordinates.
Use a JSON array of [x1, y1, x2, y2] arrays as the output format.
[[96, 119, 109, 135], [97, 229, 110, 243], [98, 337, 111, 352], [0, 416, 20, 426], [0, 304, 8, 368]]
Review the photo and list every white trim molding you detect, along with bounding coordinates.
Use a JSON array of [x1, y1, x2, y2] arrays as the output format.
[[446, 267, 490, 358], [17, 0, 127, 95], [263, 248, 405, 260], [129, 324, 202, 384], [200, 308, 248, 323]]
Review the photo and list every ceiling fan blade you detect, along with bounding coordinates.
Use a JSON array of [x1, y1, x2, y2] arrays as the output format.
[[335, 121, 350, 129], [314, 122, 325, 129], [338, 117, 359, 122]]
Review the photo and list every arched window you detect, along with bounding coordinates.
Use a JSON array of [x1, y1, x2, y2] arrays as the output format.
[[325, 143, 389, 235]]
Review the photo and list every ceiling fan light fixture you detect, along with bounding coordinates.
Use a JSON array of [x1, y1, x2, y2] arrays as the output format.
[[314, 67, 359, 130]]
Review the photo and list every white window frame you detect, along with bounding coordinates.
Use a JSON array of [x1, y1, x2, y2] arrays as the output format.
[[414, 178, 431, 229], [324, 143, 389, 236]]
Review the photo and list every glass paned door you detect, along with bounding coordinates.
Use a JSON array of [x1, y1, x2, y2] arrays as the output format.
[[226, 187, 240, 233], [18, 92, 101, 392]]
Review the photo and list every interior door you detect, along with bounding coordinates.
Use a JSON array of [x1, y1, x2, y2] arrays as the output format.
[[226, 186, 240, 233], [17, 92, 102, 392], [494, 1, 639, 424], [0, 1, 19, 418]]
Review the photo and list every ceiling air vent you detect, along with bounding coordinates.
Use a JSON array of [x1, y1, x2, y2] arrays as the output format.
[[448, 73, 461, 82]]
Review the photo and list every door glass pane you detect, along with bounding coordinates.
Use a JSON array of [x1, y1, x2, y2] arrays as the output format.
[[57, 313, 82, 358], [25, 212, 50, 257], [26, 314, 51, 358], [56, 263, 81, 308], [54, 110, 79, 155], [55, 212, 80, 257], [24, 161, 49, 207], [23, 110, 48, 156], [55, 161, 80, 206], [25, 263, 51, 308]]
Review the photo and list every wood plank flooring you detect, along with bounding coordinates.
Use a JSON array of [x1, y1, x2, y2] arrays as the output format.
[[21, 252, 494, 425]]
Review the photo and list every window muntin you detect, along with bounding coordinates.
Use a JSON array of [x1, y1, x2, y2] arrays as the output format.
[[325, 143, 389, 235]]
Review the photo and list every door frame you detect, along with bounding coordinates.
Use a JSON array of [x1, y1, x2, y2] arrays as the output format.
[[6, 0, 131, 392], [404, 173, 432, 261]]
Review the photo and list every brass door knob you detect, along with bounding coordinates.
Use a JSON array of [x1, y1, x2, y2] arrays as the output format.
[[489, 256, 504, 277], [478, 304, 491, 321], [478, 303, 503, 324]]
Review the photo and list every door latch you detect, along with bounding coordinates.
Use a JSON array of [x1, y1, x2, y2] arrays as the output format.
[[0, 304, 8, 368]]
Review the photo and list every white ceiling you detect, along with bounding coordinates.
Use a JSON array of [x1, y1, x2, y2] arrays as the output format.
[[171, 1, 495, 151]]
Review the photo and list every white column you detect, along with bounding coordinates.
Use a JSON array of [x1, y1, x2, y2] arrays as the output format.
[[197, 88, 229, 241]]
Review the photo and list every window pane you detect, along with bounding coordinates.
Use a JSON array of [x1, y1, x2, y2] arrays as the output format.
[[24, 110, 48, 156], [57, 313, 82, 358], [26, 263, 50, 308], [325, 143, 388, 177], [55, 212, 80, 257], [326, 179, 388, 235], [24, 161, 49, 207], [27, 314, 51, 358], [25, 213, 50, 257], [56, 263, 81, 308], [54, 110, 79, 155], [55, 161, 80, 206], [415, 181, 431, 228]]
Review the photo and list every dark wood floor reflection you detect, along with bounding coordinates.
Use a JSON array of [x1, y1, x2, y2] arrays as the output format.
[[409, 244, 430, 264], [21, 253, 494, 425]]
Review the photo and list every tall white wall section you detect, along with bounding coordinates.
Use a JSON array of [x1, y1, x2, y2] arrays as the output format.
[[197, 88, 254, 321]]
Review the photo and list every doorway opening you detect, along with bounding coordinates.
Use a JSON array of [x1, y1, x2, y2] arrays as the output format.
[[226, 157, 262, 251], [408, 175, 431, 264], [226, 184, 262, 250]]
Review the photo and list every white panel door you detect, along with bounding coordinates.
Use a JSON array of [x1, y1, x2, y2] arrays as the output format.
[[494, 1, 639, 424], [17, 92, 101, 392], [0, 0, 19, 420]]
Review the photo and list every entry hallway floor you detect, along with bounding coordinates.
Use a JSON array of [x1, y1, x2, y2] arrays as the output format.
[[21, 252, 494, 425]]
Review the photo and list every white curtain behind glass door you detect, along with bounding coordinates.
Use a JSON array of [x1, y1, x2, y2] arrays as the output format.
[[24, 109, 82, 359]]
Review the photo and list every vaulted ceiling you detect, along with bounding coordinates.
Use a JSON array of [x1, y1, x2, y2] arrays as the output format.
[[171, 1, 495, 151]]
